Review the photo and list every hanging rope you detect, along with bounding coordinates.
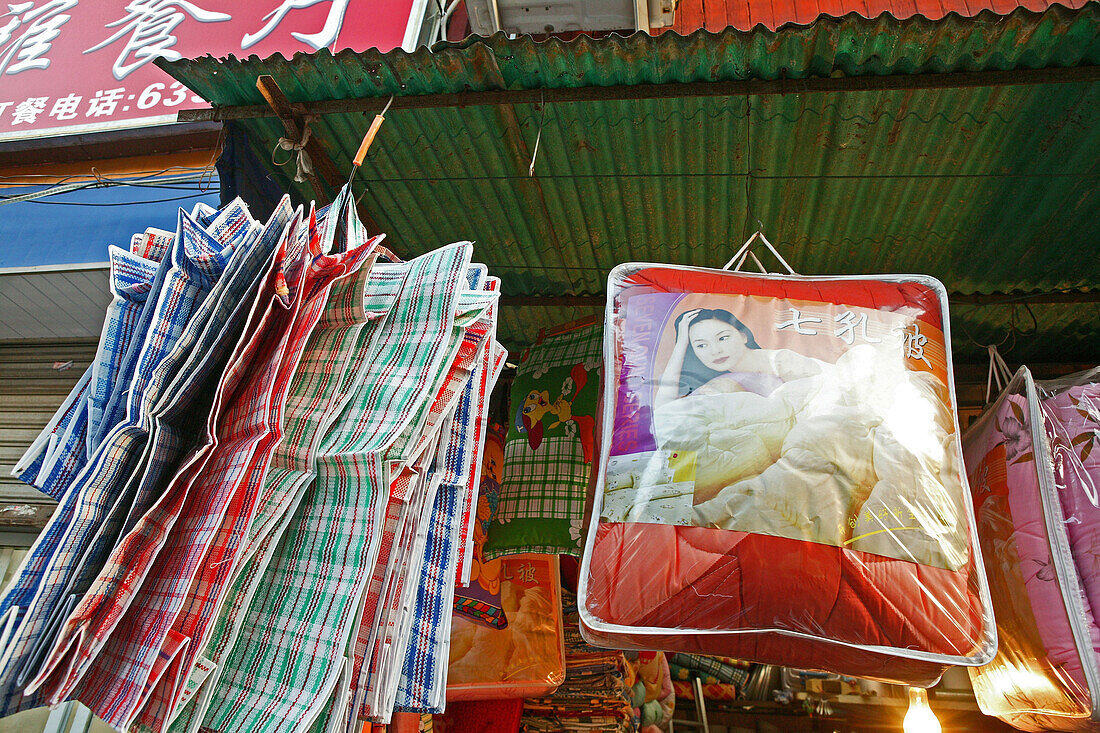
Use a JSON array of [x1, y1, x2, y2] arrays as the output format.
[[272, 114, 319, 183], [985, 344, 1013, 404]]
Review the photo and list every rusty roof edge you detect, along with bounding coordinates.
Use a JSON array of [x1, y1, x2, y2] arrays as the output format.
[[157, 3, 1100, 111], [437, 1, 1099, 49]]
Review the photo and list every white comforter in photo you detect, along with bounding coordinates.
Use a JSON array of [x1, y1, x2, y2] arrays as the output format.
[[650, 345, 968, 570]]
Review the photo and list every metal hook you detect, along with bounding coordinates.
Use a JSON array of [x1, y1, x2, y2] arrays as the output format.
[[1021, 301, 1039, 335], [347, 94, 395, 188], [722, 230, 797, 274]]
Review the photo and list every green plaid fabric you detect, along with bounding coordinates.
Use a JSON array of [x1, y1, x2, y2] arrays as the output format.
[[484, 324, 602, 559], [199, 243, 471, 733], [166, 212, 406, 733], [505, 436, 587, 519]]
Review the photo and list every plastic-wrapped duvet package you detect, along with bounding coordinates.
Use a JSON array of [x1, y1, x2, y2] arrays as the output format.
[[578, 261, 996, 686], [447, 554, 565, 700], [966, 365, 1100, 731], [484, 323, 602, 558], [1039, 368, 1100, 638]]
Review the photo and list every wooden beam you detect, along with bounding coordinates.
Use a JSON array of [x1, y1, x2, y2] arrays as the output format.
[[254, 75, 386, 237], [255, 75, 333, 206], [498, 290, 1100, 307], [951, 291, 1100, 305], [179, 65, 1100, 124]]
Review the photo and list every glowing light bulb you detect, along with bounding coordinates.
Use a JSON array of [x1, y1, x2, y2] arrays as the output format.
[[903, 687, 941, 733]]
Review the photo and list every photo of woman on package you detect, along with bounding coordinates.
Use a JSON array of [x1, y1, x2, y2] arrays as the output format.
[[654, 307, 816, 406], [603, 294, 970, 571]]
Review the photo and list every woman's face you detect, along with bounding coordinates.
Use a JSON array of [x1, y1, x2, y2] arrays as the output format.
[[689, 317, 747, 371]]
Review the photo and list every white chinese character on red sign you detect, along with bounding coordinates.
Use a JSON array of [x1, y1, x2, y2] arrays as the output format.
[[85, 0, 231, 80], [242, 0, 350, 51], [11, 95, 46, 124], [0, 0, 76, 75], [49, 92, 80, 119], [833, 310, 881, 345], [85, 88, 126, 117], [776, 308, 823, 336]]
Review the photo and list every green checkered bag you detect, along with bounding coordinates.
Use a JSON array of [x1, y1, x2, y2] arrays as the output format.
[[483, 323, 601, 558]]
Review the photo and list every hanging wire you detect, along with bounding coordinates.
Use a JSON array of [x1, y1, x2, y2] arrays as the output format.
[[738, 94, 772, 271], [0, 167, 217, 207], [17, 192, 213, 207], [0, 165, 215, 186], [743, 96, 763, 237], [955, 304, 1018, 365], [529, 90, 546, 177], [1020, 301, 1039, 334], [198, 124, 227, 193]]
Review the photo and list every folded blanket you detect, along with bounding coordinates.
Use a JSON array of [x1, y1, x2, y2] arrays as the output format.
[[447, 555, 565, 700], [484, 323, 601, 559], [965, 366, 1100, 731], [668, 654, 750, 686], [671, 680, 739, 701]]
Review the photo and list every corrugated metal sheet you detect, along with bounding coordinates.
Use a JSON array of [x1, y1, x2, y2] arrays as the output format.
[[662, 0, 1088, 34], [167, 6, 1100, 99], [951, 300, 1100, 362], [160, 6, 1100, 363]]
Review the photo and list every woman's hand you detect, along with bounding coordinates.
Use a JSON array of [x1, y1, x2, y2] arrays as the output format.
[[656, 308, 700, 411], [675, 309, 702, 348]]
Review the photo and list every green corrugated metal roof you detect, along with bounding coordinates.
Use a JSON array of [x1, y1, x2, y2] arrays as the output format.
[[168, 6, 1100, 98], [160, 6, 1100, 364]]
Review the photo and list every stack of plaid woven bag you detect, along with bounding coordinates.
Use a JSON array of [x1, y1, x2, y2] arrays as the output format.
[[2, 185, 506, 733]]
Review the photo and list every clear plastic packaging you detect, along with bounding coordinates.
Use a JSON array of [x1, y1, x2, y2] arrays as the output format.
[[1038, 367, 1100, 644], [578, 261, 996, 686], [484, 321, 602, 559], [966, 365, 1100, 731], [446, 554, 565, 700]]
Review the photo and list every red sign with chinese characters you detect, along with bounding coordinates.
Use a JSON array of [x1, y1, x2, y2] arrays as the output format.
[[0, 0, 419, 140]]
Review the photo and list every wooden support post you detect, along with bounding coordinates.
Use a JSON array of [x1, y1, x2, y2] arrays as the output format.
[[255, 75, 332, 206], [254, 75, 385, 237]]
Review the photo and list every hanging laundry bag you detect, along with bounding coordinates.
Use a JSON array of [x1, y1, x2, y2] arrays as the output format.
[[446, 554, 565, 701], [483, 322, 602, 559], [966, 358, 1100, 731], [3, 181, 508, 733], [578, 239, 995, 686]]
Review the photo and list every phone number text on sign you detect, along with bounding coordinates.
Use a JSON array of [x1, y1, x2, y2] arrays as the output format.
[[0, 81, 205, 127]]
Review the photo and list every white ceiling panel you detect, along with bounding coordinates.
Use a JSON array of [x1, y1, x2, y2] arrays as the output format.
[[0, 266, 110, 341]]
